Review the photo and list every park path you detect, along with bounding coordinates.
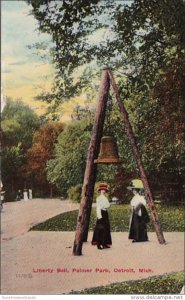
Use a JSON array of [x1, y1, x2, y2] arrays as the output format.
[[1, 199, 184, 295], [1, 199, 79, 240]]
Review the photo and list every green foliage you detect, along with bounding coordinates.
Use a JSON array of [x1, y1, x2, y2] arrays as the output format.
[[1, 144, 23, 201], [1, 144, 23, 176], [30, 204, 184, 232], [1, 98, 41, 198], [46, 118, 92, 196], [27, 0, 116, 105], [69, 272, 184, 294], [27, 0, 185, 103], [2, 98, 40, 149], [115, 0, 185, 182], [26, 0, 185, 201], [158, 205, 185, 231], [67, 184, 82, 203]]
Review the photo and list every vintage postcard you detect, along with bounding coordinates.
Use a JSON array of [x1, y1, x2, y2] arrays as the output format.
[[1, 0, 184, 297]]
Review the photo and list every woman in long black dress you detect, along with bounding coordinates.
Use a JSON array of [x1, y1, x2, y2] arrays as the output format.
[[128, 179, 150, 243], [92, 183, 112, 250]]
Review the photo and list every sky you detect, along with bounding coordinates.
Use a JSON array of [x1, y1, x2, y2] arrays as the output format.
[[1, 0, 99, 119], [1, 0, 133, 119], [1, 0, 53, 114], [1, 0, 104, 118]]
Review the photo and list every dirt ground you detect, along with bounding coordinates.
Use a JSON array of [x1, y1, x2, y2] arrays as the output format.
[[1, 199, 184, 295]]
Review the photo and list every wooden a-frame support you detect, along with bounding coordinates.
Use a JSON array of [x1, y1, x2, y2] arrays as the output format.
[[73, 68, 166, 256]]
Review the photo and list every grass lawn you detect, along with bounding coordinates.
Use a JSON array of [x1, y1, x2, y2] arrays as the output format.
[[30, 204, 184, 232], [69, 272, 184, 294]]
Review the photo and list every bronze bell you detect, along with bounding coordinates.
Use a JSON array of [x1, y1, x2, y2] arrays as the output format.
[[94, 136, 123, 164]]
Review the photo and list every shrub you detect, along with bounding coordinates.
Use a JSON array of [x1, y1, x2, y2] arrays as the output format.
[[67, 184, 82, 203]]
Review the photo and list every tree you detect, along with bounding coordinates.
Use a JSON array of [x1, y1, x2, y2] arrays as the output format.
[[1, 145, 23, 199], [1, 98, 41, 199], [24, 121, 64, 197], [46, 103, 133, 199], [26, 0, 185, 100], [46, 117, 92, 196], [26, 0, 118, 106], [1, 98, 40, 150], [27, 0, 185, 201]]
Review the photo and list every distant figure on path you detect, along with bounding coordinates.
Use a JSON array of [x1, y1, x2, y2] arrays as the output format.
[[16, 190, 22, 201], [23, 189, 29, 201], [28, 189, 32, 200], [0, 180, 5, 210], [92, 183, 112, 250], [128, 179, 150, 243]]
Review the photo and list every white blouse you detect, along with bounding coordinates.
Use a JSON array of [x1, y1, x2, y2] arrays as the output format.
[[130, 194, 146, 216], [96, 194, 110, 219]]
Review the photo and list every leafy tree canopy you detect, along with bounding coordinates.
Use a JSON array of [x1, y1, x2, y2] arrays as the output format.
[[1, 98, 41, 198], [26, 0, 185, 105], [24, 121, 64, 188], [46, 117, 93, 195], [1, 98, 41, 150], [24, 0, 185, 200]]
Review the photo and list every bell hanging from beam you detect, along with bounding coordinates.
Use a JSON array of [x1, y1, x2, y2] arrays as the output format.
[[94, 136, 123, 164]]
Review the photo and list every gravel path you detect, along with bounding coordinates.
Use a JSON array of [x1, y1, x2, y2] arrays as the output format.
[[1, 199, 184, 294]]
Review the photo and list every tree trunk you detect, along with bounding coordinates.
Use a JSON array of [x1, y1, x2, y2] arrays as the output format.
[[108, 69, 166, 245], [50, 186, 53, 198], [73, 69, 110, 255]]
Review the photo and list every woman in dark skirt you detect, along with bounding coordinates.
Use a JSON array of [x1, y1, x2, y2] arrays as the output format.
[[128, 179, 150, 243], [92, 183, 112, 250]]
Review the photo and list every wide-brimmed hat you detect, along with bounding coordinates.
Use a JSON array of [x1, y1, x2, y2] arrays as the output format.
[[98, 183, 109, 192], [127, 179, 144, 190]]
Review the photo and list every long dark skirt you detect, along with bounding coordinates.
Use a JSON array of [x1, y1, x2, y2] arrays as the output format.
[[92, 210, 112, 246], [129, 210, 149, 242]]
